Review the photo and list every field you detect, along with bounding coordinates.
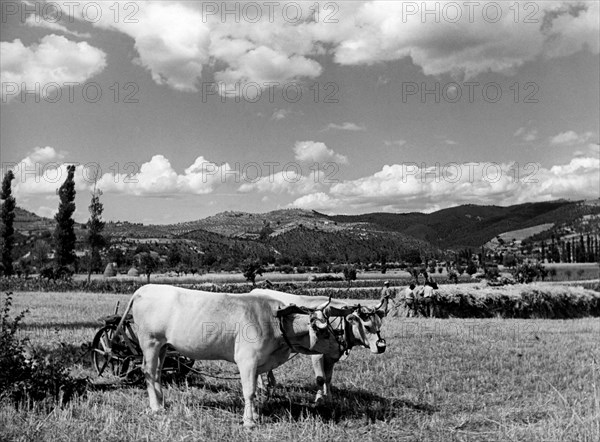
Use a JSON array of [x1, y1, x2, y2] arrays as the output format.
[[1, 291, 599, 441]]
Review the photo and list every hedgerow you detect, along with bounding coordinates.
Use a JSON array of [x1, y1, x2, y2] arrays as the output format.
[[0, 292, 87, 410]]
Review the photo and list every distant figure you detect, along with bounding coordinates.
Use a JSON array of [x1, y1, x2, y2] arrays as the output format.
[[380, 281, 395, 315], [380, 280, 394, 298], [404, 283, 416, 317], [421, 284, 435, 317]]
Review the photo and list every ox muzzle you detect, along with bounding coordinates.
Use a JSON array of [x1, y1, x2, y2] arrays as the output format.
[[375, 333, 386, 354]]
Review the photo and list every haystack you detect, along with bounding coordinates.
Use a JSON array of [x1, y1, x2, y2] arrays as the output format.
[[103, 263, 117, 277], [127, 267, 140, 277]]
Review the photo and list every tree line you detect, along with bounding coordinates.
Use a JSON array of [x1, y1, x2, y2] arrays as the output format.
[[1, 166, 111, 281]]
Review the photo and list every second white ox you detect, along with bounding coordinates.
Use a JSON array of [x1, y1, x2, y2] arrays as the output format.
[[250, 288, 391, 404], [115, 284, 343, 428]]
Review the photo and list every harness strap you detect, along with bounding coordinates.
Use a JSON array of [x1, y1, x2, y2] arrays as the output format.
[[277, 315, 298, 353], [324, 313, 350, 356]]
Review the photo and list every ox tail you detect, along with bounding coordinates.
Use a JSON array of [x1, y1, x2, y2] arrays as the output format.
[[112, 291, 140, 345]]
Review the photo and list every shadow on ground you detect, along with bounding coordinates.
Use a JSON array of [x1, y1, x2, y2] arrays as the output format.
[[177, 377, 438, 423], [88, 372, 439, 423], [260, 383, 438, 423]]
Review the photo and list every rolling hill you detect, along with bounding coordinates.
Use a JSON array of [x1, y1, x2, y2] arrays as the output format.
[[6, 200, 598, 266], [326, 200, 600, 249]]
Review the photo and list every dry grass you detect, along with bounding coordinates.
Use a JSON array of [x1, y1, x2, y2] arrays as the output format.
[[1, 291, 599, 441]]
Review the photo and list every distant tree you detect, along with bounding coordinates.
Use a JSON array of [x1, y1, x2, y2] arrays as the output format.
[[32, 239, 51, 271], [167, 247, 182, 269], [380, 253, 387, 274], [576, 268, 585, 279], [513, 263, 541, 283], [401, 249, 422, 266], [343, 266, 357, 285], [465, 261, 478, 276], [484, 267, 500, 280], [448, 269, 459, 284], [1, 170, 16, 276], [107, 247, 125, 268], [86, 186, 107, 283], [564, 269, 572, 280], [243, 261, 265, 285], [54, 165, 77, 268], [548, 268, 557, 280], [139, 252, 157, 283], [502, 253, 517, 268]]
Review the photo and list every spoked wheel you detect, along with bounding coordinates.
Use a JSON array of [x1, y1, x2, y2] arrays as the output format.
[[91, 325, 123, 377], [162, 347, 195, 382]]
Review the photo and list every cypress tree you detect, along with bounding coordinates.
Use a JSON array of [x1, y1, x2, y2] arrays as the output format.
[[86, 184, 106, 283], [54, 165, 77, 267], [1, 170, 16, 276]]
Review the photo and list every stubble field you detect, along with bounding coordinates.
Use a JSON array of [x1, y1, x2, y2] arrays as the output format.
[[1, 290, 599, 441]]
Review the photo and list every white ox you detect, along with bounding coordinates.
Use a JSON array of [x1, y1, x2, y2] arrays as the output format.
[[115, 284, 342, 428], [250, 289, 390, 403]]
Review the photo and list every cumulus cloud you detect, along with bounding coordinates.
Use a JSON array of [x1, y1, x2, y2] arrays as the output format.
[[550, 130, 595, 146], [290, 157, 600, 213], [293, 141, 348, 164], [5, 147, 231, 198], [0, 34, 106, 102], [238, 170, 324, 196], [8, 146, 90, 197], [214, 45, 322, 87], [323, 122, 366, 132], [331, 1, 599, 79], [35, 206, 58, 219], [97, 155, 232, 196], [53, 1, 598, 93]]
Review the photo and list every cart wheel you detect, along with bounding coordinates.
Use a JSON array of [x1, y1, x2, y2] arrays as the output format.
[[91, 325, 122, 376]]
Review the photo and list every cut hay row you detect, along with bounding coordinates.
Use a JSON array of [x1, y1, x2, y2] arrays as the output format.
[[294, 283, 600, 319], [425, 283, 600, 319]]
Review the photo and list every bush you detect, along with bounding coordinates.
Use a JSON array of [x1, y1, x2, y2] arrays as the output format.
[[513, 263, 548, 283], [0, 292, 87, 409], [465, 261, 478, 276], [484, 267, 500, 280], [448, 270, 459, 284], [343, 266, 357, 283]]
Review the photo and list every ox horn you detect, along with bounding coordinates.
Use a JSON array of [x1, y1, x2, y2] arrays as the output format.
[[310, 310, 328, 330], [316, 295, 332, 312]]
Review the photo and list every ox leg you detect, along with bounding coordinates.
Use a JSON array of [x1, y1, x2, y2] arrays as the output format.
[[154, 345, 168, 404], [140, 338, 164, 411], [312, 355, 336, 404], [238, 360, 259, 428]]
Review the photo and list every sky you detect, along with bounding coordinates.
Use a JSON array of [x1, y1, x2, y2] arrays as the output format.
[[1, 0, 599, 224]]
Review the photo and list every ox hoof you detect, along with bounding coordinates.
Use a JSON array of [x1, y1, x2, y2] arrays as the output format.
[[243, 421, 257, 430]]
